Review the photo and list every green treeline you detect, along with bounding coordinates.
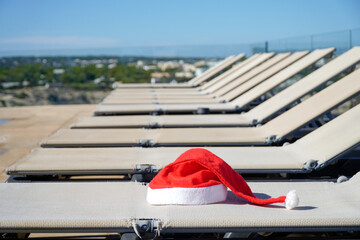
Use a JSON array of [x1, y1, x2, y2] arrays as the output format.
[[0, 64, 151, 90]]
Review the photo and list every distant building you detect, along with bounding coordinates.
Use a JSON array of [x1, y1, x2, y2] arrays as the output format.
[[151, 72, 170, 78], [195, 68, 205, 77], [53, 69, 65, 74], [1, 82, 21, 89], [175, 72, 194, 79], [143, 65, 156, 71], [194, 60, 206, 67], [108, 63, 117, 69], [94, 76, 105, 84], [181, 63, 196, 72], [206, 60, 219, 68], [157, 61, 181, 71], [136, 60, 145, 67], [151, 72, 171, 83]]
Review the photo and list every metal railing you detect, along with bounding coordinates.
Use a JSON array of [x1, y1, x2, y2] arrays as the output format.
[[251, 28, 360, 55], [1, 28, 359, 58]]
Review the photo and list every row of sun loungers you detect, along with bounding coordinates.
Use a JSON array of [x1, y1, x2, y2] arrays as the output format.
[[1, 47, 360, 239], [95, 48, 338, 115], [115, 54, 245, 89], [74, 47, 359, 128], [41, 68, 360, 147]]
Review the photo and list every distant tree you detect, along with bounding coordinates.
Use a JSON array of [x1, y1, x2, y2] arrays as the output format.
[[109, 65, 150, 83]]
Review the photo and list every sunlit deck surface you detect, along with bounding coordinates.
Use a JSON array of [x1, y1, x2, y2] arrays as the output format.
[[0, 105, 95, 182]]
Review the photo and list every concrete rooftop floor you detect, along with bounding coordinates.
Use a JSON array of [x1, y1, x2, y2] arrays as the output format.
[[0, 104, 95, 182]]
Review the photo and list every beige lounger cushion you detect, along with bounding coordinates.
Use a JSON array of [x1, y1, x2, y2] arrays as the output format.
[[202, 53, 275, 93], [116, 82, 192, 89], [7, 146, 306, 174], [41, 127, 266, 147], [72, 114, 253, 128], [233, 46, 360, 108], [217, 51, 308, 98], [107, 94, 217, 100], [224, 48, 333, 103], [189, 54, 246, 87], [94, 103, 237, 115], [1, 173, 360, 230], [101, 97, 222, 105], [192, 54, 261, 91]]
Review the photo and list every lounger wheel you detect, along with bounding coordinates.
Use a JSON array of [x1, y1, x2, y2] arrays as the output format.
[[235, 105, 244, 112], [265, 135, 278, 144], [152, 109, 164, 116], [131, 174, 144, 182], [304, 160, 318, 170], [197, 107, 210, 114], [251, 119, 259, 126], [148, 122, 161, 128], [337, 175, 349, 184], [121, 233, 141, 240]]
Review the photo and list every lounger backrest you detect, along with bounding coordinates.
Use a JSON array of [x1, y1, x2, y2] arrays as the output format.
[[291, 103, 360, 163], [204, 53, 275, 93], [191, 54, 245, 86], [262, 68, 360, 139], [199, 54, 260, 90], [221, 51, 309, 100], [188, 55, 234, 85], [247, 46, 360, 123], [231, 48, 335, 106], [214, 52, 291, 96]]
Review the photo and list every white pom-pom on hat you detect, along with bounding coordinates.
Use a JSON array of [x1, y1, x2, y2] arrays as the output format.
[[285, 190, 299, 210]]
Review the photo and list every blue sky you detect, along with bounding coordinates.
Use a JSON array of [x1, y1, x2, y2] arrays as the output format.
[[0, 0, 359, 55]]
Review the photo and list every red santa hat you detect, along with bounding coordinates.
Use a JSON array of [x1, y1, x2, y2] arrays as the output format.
[[147, 148, 299, 210]]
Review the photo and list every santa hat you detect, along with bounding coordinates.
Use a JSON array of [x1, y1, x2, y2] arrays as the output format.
[[147, 148, 299, 210]]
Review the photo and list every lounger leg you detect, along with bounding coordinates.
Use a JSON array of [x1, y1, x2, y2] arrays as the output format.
[[121, 233, 141, 240], [131, 174, 144, 182], [224, 232, 251, 238], [0, 233, 29, 239]]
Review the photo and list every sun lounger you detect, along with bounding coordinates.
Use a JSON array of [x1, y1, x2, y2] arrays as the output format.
[[116, 54, 245, 89], [73, 47, 360, 128], [94, 47, 338, 115], [9, 102, 360, 178], [41, 68, 360, 147], [102, 52, 298, 104], [1, 173, 360, 236]]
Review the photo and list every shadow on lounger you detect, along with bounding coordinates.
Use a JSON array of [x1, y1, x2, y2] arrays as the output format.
[[226, 191, 316, 210]]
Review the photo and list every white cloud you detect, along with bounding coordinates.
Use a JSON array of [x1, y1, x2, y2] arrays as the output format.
[[0, 36, 120, 48]]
